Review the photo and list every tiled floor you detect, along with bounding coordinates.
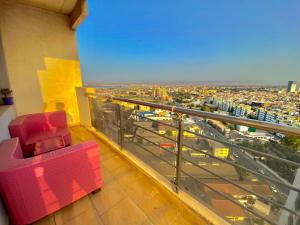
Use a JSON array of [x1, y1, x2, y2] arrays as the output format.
[[33, 126, 209, 225]]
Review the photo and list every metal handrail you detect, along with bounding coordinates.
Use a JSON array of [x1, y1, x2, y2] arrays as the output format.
[[113, 97, 300, 137]]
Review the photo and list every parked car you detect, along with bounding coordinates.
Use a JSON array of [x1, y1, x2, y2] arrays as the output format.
[[233, 152, 239, 158], [270, 185, 278, 193]]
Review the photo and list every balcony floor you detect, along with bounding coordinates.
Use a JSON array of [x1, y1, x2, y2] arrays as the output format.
[[33, 126, 209, 225]]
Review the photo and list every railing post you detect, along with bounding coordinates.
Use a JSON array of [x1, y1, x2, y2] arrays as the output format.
[[175, 117, 184, 192], [117, 104, 124, 149]]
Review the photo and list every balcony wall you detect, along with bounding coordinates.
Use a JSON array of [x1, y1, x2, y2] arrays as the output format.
[[0, 106, 13, 225], [0, 1, 83, 124], [0, 32, 10, 100]]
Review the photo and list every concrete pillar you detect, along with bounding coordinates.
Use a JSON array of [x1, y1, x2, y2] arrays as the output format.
[[76, 87, 92, 126]]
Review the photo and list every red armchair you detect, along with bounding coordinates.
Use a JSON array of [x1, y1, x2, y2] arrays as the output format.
[[0, 138, 103, 225], [8, 111, 71, 157]]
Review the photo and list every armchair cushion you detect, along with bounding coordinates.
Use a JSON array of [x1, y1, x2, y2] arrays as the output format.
[[34, 136, 65, 156]]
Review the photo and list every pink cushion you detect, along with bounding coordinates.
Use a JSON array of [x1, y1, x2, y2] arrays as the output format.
[[26, 128, 70, 145], [34, 136, 66, 156]]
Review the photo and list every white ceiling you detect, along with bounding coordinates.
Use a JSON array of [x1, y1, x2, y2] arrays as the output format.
[[17, 0, 77, 14]]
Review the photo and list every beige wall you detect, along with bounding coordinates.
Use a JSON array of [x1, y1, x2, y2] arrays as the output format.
[[0, 2, 80, 118], [0, 33, 10, 91], [0, 4, 10, 102]]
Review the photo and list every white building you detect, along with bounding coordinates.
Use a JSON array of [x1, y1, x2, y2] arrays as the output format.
[[256, 109, 282, 124], [233, 105, 251, 118]]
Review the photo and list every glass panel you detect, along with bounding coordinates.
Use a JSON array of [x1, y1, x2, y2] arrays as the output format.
[[88, 96, 300, 225], [89, 97, 120, 144]]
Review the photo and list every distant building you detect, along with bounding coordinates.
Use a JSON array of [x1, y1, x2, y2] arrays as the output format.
[[153, 87, 170, 100], [210, 197, 247, 222], [203, 103, 218, 112], [236, 125, 249, 132], [203, 180, 273, 221], [256, 108, 282, 124], [287, 81, 297, 93], [209, 141, 229, 158], [250, 101, 265, 108], [233, 104, 252, 118], [207, 119, 230, 135], [219, 101, 236, 112]]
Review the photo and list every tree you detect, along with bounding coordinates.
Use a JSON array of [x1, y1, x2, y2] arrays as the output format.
[[166, 130, 172, 136], [137, 137, 143, 144], [152, 121, 158, 128], [283, 136, 300, 151]]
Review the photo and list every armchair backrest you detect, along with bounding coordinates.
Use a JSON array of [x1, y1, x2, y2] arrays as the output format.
[[0, 138, 24, 171], [24, 111, 67, 134], [9, 111, 68, 149]]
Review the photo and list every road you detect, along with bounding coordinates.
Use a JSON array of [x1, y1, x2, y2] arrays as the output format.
[[195, 119, 289, 199]]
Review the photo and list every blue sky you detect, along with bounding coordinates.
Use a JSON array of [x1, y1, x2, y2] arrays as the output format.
[[77, 0, 300, 84]]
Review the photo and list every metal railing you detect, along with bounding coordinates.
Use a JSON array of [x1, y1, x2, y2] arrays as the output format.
[[113, 97, 300, 137], [88, 95, 300, 225]]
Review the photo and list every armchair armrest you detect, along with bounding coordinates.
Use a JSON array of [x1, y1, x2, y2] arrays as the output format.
[[8, 116, 28, 145], [0, 141, 103, 224]]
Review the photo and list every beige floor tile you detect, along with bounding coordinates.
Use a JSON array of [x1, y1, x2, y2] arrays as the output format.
[[102, 155, 131, 174], [101, 149, 118, 161], [124, 176, 160, 206], [142, 220, 154, 225], [138, 190, 182, 225], [60, 207, 104, 225], [114, 167, 144, 186], [54, 196, 94, 225], [33, 215, 55, 225], [91, 181, 126, 215], [100, 197, 148, 225], [102, 166, 114, 184], [171, 215, 204, 225]]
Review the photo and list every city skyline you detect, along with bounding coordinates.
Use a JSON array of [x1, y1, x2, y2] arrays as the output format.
[[77, 0, 300, 84]]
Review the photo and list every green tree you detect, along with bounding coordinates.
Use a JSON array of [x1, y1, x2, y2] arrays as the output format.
[[166, 130, 172, 136], [283, 136, 300, 151]]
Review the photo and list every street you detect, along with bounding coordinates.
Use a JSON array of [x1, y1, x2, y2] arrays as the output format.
[[195, 119, 289, 200]]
